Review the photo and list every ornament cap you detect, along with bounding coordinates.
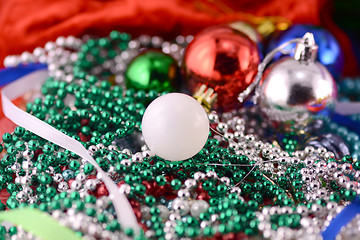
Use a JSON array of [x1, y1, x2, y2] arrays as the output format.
[[294, 32, 318, 64], [193, 84, 217, 113]]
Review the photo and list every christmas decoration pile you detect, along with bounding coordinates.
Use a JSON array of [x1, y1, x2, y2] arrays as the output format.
[[0, 23, 359, 240]]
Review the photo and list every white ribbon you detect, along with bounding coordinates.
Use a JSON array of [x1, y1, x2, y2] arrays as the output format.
[[1, 70, 139, 233]]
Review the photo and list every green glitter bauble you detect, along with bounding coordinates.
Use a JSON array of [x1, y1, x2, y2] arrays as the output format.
[[125, 49, 181, 92]]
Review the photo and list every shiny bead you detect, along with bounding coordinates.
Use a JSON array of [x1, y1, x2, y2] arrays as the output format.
[[220, 177, 231, 185], [119, 184, 131, 195], [206, 171, 217, 178], [58, 182, 69, 191], [217, 123, 228, 133], [85, 179, 97, 191], [70, 180, 82, 190], [177, 189, 191, 198], [190, 200, 209, 218], [158, 205, 170, 220], [342, 163, 353, 174], [193, 172, 206, 180], [172, 198, 190, 216], [208, 113, 219, 123], [62, 169, 75, 181], [184, 179, 197, 189], [305, 146, 315, 154], [53, 173, 63, 182]]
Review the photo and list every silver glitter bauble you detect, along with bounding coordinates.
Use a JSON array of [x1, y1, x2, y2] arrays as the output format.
[[259, 33, 337, 134]]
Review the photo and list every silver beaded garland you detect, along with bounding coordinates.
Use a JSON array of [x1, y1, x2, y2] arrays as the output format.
[[1, 32, 359, 240]]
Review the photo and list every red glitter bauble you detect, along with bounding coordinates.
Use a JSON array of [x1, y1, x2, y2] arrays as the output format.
[[184, 25, 261, 111]]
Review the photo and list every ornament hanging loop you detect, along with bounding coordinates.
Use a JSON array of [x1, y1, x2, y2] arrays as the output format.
[[238, 32, 317, 104], [294, 32, 318, 64]]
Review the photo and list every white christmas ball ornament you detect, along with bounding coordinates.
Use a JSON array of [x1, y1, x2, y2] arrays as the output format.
[[142, 93, 209, 161]]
